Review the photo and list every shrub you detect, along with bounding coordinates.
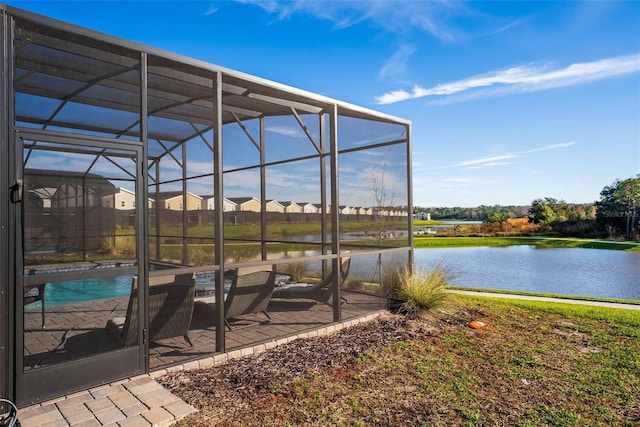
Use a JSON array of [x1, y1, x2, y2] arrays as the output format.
[[396, 261, 454, 314], [380, 260, 405, 298], [284, 261, 308, 283], [101, 236, 136, 257]]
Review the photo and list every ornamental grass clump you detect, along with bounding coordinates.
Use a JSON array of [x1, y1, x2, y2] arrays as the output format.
[[398, 261, 454, 313], [284, 261, 308, 283]]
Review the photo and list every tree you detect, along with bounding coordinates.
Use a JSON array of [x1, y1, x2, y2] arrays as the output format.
[[528, 198, 557, 226], [369, 166, 393, 245], [596, 176, 640, 240], [615, 177, 640, 240], [485, 212, 510, 224], [484, 212, 510, 232]]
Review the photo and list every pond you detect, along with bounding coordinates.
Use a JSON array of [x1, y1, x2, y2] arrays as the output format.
[[414, 246, 640, 300]]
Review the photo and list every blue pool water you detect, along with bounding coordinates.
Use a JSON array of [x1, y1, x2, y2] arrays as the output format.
[[27, 274, 220, 307]]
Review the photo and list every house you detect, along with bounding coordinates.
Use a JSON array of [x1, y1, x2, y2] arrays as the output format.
[[312, 203, 328, 214], [358, 207, 373, 216], [301, 203, 319, 214], [202, 195, 236, 212], [228, 197, 261, 212], [280, 201, 302, 213], [102, 188, 153, 210], [265, 200, 285, 213], [153, 191, 202, 211]]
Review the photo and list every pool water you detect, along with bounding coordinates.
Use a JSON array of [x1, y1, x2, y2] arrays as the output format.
[[26, 274, 222, 307]]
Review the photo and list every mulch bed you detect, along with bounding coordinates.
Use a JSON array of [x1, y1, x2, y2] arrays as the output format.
[[159, 308, 480, 426]]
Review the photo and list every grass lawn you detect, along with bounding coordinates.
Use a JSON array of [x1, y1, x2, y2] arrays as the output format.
[[164, 296, 640, 426]]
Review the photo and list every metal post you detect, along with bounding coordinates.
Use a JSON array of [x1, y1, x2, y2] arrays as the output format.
[[0, 8, 10, 400], [329, 105, 341, 322], [260, 117, 266, 261], [213, 71, 225, 352], [319, 114, 327, 258], [140, 52, 150, 371], [405, 123, 414, 273], [182, 139, 188, 265]]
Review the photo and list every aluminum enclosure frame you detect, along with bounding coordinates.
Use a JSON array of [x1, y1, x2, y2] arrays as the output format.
[[0, 3, 413, 404]]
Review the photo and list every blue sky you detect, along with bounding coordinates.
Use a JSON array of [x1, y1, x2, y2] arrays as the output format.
[[7, 0, 640, 207]]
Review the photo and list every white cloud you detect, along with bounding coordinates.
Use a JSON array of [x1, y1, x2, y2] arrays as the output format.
[[237, 0, 477, 41], [266, 126, 305, 138], [455, 154, 519, 167], [375, 53, 640, 104], [379, 44, 417, 80], [455, 141, 577, 169], [204, 5, 218, 16], [467, 162, 512, 169], [523, 142, 576, 153]]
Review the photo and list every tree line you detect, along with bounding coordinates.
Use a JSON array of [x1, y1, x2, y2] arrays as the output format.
[[415, 175, 640, 240]]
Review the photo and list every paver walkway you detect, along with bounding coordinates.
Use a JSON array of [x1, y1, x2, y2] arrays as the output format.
[[16, 310, 384, 427], [449, 289, 640, 310], [17, 375, 197, 427]]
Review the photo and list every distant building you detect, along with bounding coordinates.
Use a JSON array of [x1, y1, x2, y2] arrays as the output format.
[[301, 202, 319, 214], [280, 201, 302, 213], [414, 211, 431, 220], [265, 200, 285, 213], [202, 195, 236, 212], [312, 203, 329, 214], [102, 188, 153, 210], [153, 191, 202, 211], [228, 197, 261, 212]]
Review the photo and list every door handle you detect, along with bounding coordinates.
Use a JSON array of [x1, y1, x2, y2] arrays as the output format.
[[9, 180, 23, 203]]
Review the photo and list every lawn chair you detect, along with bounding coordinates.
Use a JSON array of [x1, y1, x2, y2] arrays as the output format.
[[224, 270, 276, 330], [196, 270, 276, 330], [24, 283, 46, 328], [106, 272, 195, 347], [272, 257, 350, 306]]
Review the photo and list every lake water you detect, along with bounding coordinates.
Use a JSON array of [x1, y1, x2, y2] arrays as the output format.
[[414, 246, 640, 300]]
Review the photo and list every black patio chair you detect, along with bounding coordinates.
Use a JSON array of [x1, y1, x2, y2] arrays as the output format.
[[24, 283, 46, 328], [196, 270, 276, 330], [106, 272, 195, 347], [272, 257, 351, 306]]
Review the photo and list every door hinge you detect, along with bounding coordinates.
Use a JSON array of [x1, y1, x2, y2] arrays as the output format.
[[142, 328, 147, 345]]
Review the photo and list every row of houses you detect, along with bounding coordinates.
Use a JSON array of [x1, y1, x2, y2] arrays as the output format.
[[106, 189, 409, 216]]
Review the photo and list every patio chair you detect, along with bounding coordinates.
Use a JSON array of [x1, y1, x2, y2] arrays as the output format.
[[272, 257, 351, 306], [196, 270, 276, 330], [24, 283, 46, 328], [106, 272, 195, 347]]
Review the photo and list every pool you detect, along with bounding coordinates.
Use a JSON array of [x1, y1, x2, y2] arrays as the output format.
[[25, 273, 224, 307]]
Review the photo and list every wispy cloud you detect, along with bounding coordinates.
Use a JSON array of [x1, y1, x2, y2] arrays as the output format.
[[236, 0, 489, 42], [204, 5, 218, 16], [455, 154, 519, 167], [523, 142, 576, 153], [467, 162, 512, 169], [455, 142, 576, 169], [379, 44, 417, 80], [266, 126, 305, 138], [376, 53, 640, 104]]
